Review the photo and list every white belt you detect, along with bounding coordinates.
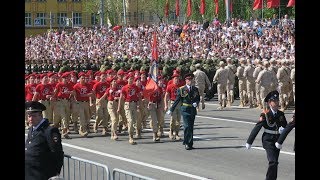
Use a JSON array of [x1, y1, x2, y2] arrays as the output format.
[[264, 129, 279, 135]]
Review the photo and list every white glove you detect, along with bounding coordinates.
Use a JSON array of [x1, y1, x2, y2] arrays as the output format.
[[166, 110, 172, 116], [245, 143, 251, 149], [275, 142, 282, 149], [278, 126, 284, 134], [192, 102, 197, 107], [208, 86, 212, 91]]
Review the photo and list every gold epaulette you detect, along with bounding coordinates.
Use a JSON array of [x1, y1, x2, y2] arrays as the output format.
[[179, 86, 188, 97]]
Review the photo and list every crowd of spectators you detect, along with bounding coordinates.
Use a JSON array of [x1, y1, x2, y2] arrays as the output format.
[[25, 14, 295, 63]]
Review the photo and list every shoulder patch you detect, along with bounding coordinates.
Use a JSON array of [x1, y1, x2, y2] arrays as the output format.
[[52, 132, 59, 143]]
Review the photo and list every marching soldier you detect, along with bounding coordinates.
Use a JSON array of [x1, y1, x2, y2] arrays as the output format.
[[167, 73, 200, 150], [253, 59, 263, 109], [236, 58, 247, 107], [164, 72, 182, 140], [225, 58, 237, 107], [117, 74, 142, 145], [92, 72, 110, 136], [193, 63, 211, 110], [213, 61, 229, 110], [245, 91, 287, 180], [243, 59, 255, 108], [276, 60, 291, 111], [52, 72, 74, 139], [72, 72, 94, 137]]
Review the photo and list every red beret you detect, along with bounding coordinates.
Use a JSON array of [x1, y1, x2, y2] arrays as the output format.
[[78, 72, 86, 78], [86, 70, 93, 76], [117, 69, 125, 75], [94, 71, 101, 77], [47, 72, 56, 78], [61, 72, 70, 78], [40, 74, 47, 79], [172, 73, 180, 78], [134, 76, 141, 82]]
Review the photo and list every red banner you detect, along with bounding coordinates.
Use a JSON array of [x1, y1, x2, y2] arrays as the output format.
[[253, 0, 263, 10], [164, 0, 169, 17], [151, 32, 158, 61], [200, 0, 206, 15], [187, 0, 192, 17], [176, 0, 180, 16], [267, 0, 280, 8], [214, 0, 219, 15], [287, 0, 295, 7]]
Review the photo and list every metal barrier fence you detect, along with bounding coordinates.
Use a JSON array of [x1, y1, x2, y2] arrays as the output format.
[[61, 154, 111, 180], [112, 168, 156, 180]]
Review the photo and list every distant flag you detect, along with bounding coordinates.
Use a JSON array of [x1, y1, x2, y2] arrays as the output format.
[[165, 0, 169, 17], [187, 0, 192, 17], [144, 32, 159, 99], [267, 0, 280, 8], [200, 0, 206, 15], [253, 0, 263, 10], [225, 0, 233, 13], [176, 0, 180, 16], [151, 32, 159, 61], [214, 0, 219, 15], [287, 0, 295, 7]]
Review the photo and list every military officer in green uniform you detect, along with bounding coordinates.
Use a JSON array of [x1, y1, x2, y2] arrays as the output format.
[[167, 73, 200, 150]]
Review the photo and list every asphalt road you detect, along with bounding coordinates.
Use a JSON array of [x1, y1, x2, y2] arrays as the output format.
[[25, 99, 295, 180]]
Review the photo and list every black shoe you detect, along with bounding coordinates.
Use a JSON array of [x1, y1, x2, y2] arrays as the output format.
[[185, 145, 192, 150]]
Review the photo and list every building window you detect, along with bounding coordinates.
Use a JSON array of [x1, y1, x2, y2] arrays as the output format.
[[57, 0, 66, 2], [91, 13, 98, 25], [72, 12, 82, 26], [148, 11, 154, 22], [127, 12, 131, 22], [133, 12, 137, 22], [25, 13, 32, 26], [57, 13, 67, 26], [140, 12, 144, 22], [36, 13, 46, 26]]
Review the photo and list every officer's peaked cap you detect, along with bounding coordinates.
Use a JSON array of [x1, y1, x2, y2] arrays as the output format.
[[264, 90, 279, 102], [184, 73, 194, 80], [25, 101, 46, 112]]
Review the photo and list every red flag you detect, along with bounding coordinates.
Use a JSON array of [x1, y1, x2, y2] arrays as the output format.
[[287, 0, 295, 7], [164, 0, 169, 17], [187, 0, 192, 17], [214, 0, 219, 15], [200, 0, 206, 15], [230, 0, 233, 13], [151, 32, 158, 61], [144, 60, 159, 99], [253, 0, 263, 10], [267, 0, 280, 8], [176, 0, 180, 16]]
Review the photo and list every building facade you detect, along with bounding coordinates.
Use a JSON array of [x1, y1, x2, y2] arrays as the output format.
[[25, 0, 179, 36]]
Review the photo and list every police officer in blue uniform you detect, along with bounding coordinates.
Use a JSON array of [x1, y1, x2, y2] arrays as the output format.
[[275, 112, 295, 151], [25, 101, 64, 180], [167, 73, 200, 150], [245, 91, 287, 180]]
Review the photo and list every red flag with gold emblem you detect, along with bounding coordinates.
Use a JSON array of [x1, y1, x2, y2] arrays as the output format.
[[176, 0, 180, 16], [151, 32, 158, 61], [200, 0, 206, 15], [187, 0, 192, 17], [214, 0, 219, 15], [165, 0, 169, 17], [287, 0, 295, 7], [253, 0, 263, 10], [267, 0, 280, 8]]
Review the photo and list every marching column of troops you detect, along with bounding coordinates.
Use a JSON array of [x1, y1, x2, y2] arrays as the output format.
[[25, 57, 295, 144], [25, 67, 187, 145]]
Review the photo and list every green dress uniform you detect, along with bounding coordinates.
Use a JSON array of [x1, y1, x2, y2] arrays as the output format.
[[169, 76, 200, 150]]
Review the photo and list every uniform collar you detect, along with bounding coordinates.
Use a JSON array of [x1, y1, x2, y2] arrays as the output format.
[[32, 118, 47, 131]]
